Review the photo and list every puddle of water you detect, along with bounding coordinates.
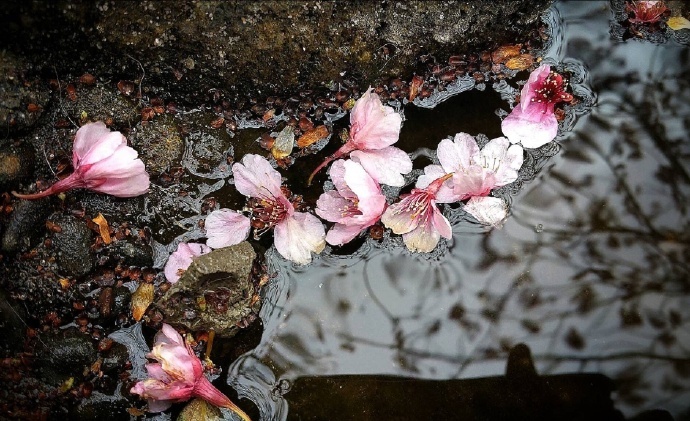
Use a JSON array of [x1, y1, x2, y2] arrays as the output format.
[[213, 1, 690, 419]]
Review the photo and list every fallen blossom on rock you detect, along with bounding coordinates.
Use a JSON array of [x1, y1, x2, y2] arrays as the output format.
[[315, 159, 387, 246], [130, 324, 251, 421], [163, 242, 212, 284], [417, 133, 523, 202], [233, 154, 325, 264], [381, 174, 453, 253], [13, 121, 149, 199], [463, 196, 509, 227], [626, 1, 668, 24], [308, 87, 411, 186], [501, 64, 573, 148], [204, 209, 251, 249]]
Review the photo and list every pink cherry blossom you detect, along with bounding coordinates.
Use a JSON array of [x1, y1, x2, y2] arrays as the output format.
[[500, 64, 574, 149], [315, 159, 387, 246], [13, 121, 149, 199], [626, 1, 667, 24], [130, 324, 251, 421], [308, 88, 411, 187], [233, 154, 325, 264], [464, 196, 509, 227], [204, 209, 251, 249], [380, 174, 453, 253], [163, 242, 212, 284], [416, 133, 523, 202]]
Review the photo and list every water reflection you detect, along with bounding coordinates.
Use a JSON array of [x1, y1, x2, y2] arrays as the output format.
[[230, 1, 690, 419]]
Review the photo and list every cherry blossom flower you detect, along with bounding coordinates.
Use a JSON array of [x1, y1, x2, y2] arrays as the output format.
[[232, 154, 325, 264], [416, 133, 523, 202], [500, 64, 573, 149], [13, 121, 149, 199], [308, 88, 411, 187], [163, 242, 211, 284], [626, 1, 668, 24], [315, 159, 387, 246], [463, 196, 509, 227], [204, 209, 251, 249], [130, 324, 251, 421], [381, 174, 453, 253]]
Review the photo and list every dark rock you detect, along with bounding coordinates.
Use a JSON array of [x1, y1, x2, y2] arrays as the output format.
[[0, 288, 27, 353], [1, 197, 52, 253], [59, 83, 139, 128], [131, 115, 184, 176], [158, 242, 259, 337], [112, 286, 131, 316], [0, 142, 35, 191], [100, 342, 128, 373], [51, 215, 93, 277], [0, 51, 49, 135], [112, 241, 153, 268], [72, 391, 130, 421], [0, 1, 551, 98], [36, 327, 97, 381]]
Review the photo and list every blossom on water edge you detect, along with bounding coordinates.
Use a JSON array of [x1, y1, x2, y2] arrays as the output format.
[[626, 1, 668, 24], [463, 196, 509, 228], [204, 209, 251, 249], [380, 174, 453, 253], [416, 132, 524, 202], [130, 324, 251, 421], [308, 87, 411, 187], [13, 121, 149, 199], [315, 159, 387, 246], [500, 64, 573, 149], [163, 242, 212, 284], [233, 154, 325, 264]]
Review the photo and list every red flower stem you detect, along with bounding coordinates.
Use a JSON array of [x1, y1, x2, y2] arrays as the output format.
[[193, 376, 252, 421], [11, 173, 84, 200], [306, 142, 356, 186]]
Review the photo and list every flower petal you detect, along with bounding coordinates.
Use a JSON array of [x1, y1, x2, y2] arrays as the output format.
[[402, 222, 441, 253], [73, 122, 126, 165], [520, 64, 550, 111], [349, 88, 403, 150], [204, 209, 251, 249], [163, 243, 211, 284], [315, 190, 351, 223], [273, 212, 326, 264], [381, 193, 424, 235], [233, 154, 283, 199], [464, 196, 509, 227], [350, 146, 412, 187], [325, 222, 368, 246], [501, 103, 558, 148], [416, 164, 459, 203], [88, 165, 150, 197], [476, 137, 524, 187], [438, 134, 479, 173]]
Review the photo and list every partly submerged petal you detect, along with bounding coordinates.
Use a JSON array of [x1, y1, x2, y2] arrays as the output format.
[[401, 220, 441, 253], [204, 209, 251, 249], [501, 101, 558, 148], [431, 204, 453, 239], [350, 146, 412, 187], [274, 212, 326, 264], [233, 154, 283, 199], [464, 196, 509, 227], [326, 222, 367, 246]]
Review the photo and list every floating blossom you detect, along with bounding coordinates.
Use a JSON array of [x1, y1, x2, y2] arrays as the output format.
[[130, 324, 251, 421], [381, 174, 453, 253], [501, 64, 573, 149], [626, 1, 668, 24], [308, 88, 411, 186], [464, 196, 509, 227], [315, 159, 387, 246], [204, 209, 251, 249], [13, 121, 149, 199], [417, 133, 523, 202], [163, 242, 212, 284], [233, 154, 325, 264]]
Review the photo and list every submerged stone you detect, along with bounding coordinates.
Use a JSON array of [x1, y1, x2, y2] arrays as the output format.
[[157, 242, 260, 337]]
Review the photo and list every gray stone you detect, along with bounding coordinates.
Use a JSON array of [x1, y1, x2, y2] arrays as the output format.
[[36, 327, 97, 382], [51, 215, 93, 278], [0, 142, 35, 191], [1, 198, 52, 253]]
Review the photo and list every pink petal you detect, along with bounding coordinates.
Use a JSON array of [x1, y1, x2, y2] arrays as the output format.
[[156, 323, 186, 347], [476, 137, 524, 187], [232, 154, 283, 199], [147, 398, 175, 413], [315, 190, 351, 224], [451, 165, 495, 199], [88, 165, 150, 197], [274, 212, 326, 264], [72, 122, 126, 164], [325, 222, 368, 246], [328, 160, 352, 197], [163, 243, 211, 284], [431, 204, 453, 239], [502, 98, 558, 149], [349, 88, 402, 150], [520, 64, 551, 111], [204, 209, 251, 249], [144, 363, 171, 383], [342, 160, 386, 218], [350, 146, 412, 187], [416, 164, 459, 203], [437, 134, 479, 173], [380, 193, 423, 235], [464, 196, 509, 227]]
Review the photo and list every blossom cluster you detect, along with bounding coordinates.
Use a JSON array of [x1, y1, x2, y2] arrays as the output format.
[[163, 63, 572, 271]]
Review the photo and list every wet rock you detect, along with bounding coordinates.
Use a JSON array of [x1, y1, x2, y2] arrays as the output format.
[[0, 51, 49, 135], [51, 215, 93, 277], [1, 197, 52, 253], [112, 241, 153, 268], [0, 288, 27, 352], [100, 342, 128, 373], [0, 142, 35, 191], [60, 83, 139, 128], [36, 327, 97, 381], [131, 115, 184, 176], [158, 242, 259, 337], [112, 286, 131, 316], [72, 391, 130, 421], [0, 1, 551, 98]]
